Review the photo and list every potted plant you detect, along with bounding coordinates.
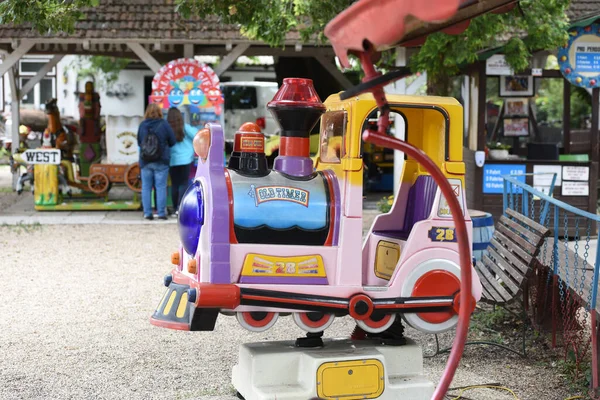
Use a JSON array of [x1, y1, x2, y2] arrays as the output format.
[[486, 142, 511, 160]]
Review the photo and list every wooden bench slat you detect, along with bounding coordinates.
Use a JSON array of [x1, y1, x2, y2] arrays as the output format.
[[480, 284, 501, 303], [496, 224, 538, 255], [490, 237, 530, 275], [475, 261, 512, 302], [483, 254, 521, 295], [505, 208, 550, 237], [499, 215, 544, 247], [493, 231, 533, 265], [487, 247, 527, 286]]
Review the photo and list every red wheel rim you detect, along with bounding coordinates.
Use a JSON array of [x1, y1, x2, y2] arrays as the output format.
[[299, 312, 332, 329], [361, 313, 393, 329], [242, 312, 276, 328], [412, 270, 460, 324]]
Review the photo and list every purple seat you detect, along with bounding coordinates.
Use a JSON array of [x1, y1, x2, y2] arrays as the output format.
[[403, 175, 438, 232], [374, 175, 438, 240]]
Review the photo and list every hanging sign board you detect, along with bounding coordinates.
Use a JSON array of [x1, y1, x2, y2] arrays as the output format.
[[533, 165, 562, 186], [486, 54, 513, 76], [562, 181, 589, 196], [21, 149, 61, 165], [150, 58, 224, 130], [562, 165, 589, 181], [558, 24, 600, 88]]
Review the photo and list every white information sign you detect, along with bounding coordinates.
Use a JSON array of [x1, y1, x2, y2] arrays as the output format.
[[562, 181, 589, 196], [21, 149, 61, 165], [562, 166, 589, 181], [486, 54, 514, 76], [532, 68, 543, 76], [105, 115, 142, 164], [533, 165, 562, 186]]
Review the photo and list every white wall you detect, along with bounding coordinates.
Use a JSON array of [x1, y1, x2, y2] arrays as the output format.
[[57, 56, 153, 119], [3, 55, 276, 122]]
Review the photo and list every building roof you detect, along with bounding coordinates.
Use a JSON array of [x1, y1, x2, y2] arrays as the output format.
[[566, 0, 600, 24], [0, 0, 302, 43]]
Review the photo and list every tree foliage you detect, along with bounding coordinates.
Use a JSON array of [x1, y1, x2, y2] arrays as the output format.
[[67, 56, 131, 89], [410, 0, 570, 94], [0, 0, 98, 34], [175, 0, 351, 46], [0, 0, 572, 97]]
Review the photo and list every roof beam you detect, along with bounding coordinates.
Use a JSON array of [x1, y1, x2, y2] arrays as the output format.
[[314, 54, 353, 89], [127, 42, 162, 73], [0, 40, 34, 77], [20, 55, 63, 101], [214, 43, 250, 76], [184, 44, 194, 59]]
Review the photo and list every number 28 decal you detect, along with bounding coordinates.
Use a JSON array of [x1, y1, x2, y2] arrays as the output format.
[[428, 227, 456, 242]]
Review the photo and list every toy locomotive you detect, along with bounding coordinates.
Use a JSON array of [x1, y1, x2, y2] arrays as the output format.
[[151, 78, 482, 335]]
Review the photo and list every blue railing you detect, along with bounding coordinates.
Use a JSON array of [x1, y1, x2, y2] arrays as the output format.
[[502, 172, 600, 313]]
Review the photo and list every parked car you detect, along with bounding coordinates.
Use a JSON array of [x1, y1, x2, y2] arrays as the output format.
[[220, 81, 279, 150]]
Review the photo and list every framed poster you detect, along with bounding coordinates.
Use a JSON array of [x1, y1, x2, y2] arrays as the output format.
[[499, 75, 534, 97], [503, 118, 529, 136], [505, 98, 528, 116]]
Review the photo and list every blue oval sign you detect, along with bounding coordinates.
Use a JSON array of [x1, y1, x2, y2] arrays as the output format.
[[558, 24, 600, 88]]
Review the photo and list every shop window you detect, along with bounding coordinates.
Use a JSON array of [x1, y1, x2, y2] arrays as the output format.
[[320, 110, 347, 163], [18, 56, 57, 109]]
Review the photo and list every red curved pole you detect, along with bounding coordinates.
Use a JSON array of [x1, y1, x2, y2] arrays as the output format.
[[363, 129, 472, 400]]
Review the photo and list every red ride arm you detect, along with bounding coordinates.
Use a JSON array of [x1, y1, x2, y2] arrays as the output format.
[[363, 129, 473, 400]]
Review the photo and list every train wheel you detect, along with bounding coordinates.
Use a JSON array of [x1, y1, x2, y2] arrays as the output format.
[[125, 163, 142, 192], [356, 311, 396, 334], [292, 312, 335, 333], [401, 258, 462, 334], [88, 172, 110, 194], [236, 312, 279, 332]]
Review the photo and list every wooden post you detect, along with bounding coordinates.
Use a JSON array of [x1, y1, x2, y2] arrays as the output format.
[[8, 67, 20, 190], [563, 78, 571, 154], [214, 43, 250, 76], [592, 312, 600, 394], [127, 43, 162, 73], [474, 61, 486, 211], [591, 87, 599, 163]]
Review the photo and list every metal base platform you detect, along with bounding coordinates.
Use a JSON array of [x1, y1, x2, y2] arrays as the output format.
[[232, 337, 434, 400]]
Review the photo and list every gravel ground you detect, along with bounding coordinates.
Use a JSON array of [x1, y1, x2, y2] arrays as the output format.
[[0, 222, 583, 400]]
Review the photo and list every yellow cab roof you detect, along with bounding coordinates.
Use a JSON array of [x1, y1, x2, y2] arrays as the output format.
[[324, 91, 462, 113]]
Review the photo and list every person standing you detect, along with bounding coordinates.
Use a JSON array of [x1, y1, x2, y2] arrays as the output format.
[[166, 107, 197, 214], [138, 103, 176, 220]]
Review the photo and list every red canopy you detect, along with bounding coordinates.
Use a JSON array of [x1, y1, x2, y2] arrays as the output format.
[[325, 0, 518, 68]]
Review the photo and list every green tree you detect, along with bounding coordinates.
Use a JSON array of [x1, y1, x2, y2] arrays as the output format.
[[0, 0, 98, 34], [410, 0, 570, 95], [69, 56, 132, 88], [0, 0, 571, 96]]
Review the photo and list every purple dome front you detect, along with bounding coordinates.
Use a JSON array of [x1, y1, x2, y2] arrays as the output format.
[[178, 182, 204, 255]]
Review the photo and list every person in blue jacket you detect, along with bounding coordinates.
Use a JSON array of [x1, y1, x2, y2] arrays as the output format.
[[166, 107, 197, 214], [137, 103, 176, 220]]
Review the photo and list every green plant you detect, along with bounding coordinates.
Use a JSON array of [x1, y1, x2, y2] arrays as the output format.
[[487, 142, 512, 150], [66, 56, 132, 90], [377, 195, 394, 213]]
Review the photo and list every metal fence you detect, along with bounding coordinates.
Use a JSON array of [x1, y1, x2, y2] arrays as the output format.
[[503, 173, 600, 395]]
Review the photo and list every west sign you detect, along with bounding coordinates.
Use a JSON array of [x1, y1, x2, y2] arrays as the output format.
[[21, 149, 61, 165]]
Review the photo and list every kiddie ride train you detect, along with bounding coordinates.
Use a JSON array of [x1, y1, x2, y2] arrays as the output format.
[[150, 76, 482, 399]]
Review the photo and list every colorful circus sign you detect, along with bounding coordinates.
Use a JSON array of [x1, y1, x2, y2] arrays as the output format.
[[150, 58, 224, 117], [558, 24, 600, 88]]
